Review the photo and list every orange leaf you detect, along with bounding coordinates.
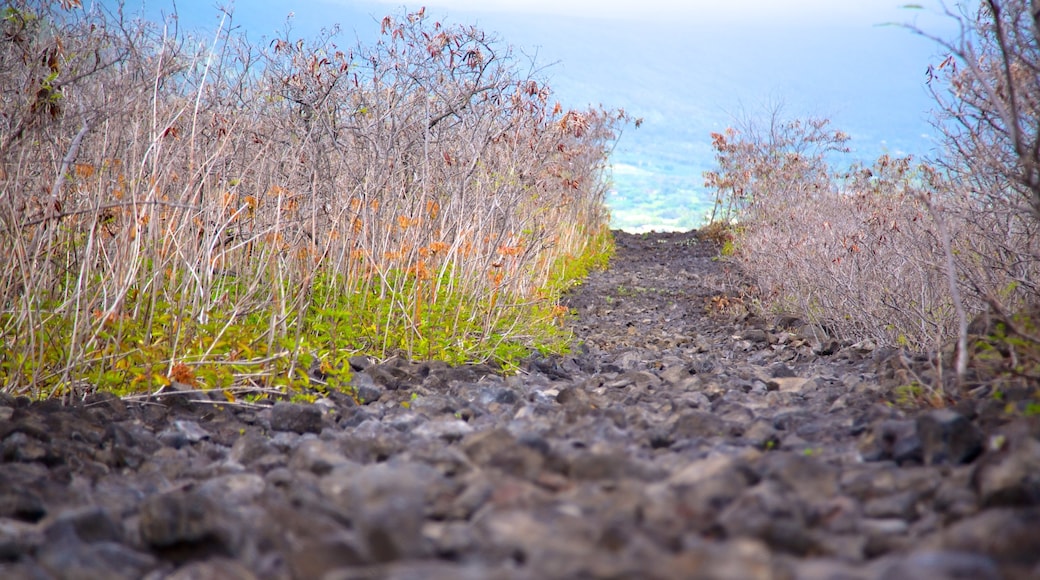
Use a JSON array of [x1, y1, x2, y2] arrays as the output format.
[[73, 163, 95, 179], [169, 362, 197, 387]]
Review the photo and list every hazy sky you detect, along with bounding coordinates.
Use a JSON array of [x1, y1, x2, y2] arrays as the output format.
[[118, 0, 963, 153], [354, 0, 956, 150], [363, 0, 926, 24], [129, 0, 962, 154]]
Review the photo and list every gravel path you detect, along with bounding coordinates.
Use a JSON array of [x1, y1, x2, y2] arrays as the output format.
[[1, 230, 1038, 579]]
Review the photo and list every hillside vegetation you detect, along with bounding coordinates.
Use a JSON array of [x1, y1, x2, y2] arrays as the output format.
[[0, 1, 628, 398], [704, 1, 1040, 402]]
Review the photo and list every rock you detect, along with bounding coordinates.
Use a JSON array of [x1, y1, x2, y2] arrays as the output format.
[[0, 561, 53, 580], [45, 506, 123, 544], [660, 363, 697, 386], [350, 372, 384, 404], [173, 420, 211, 442], [772, 409, 814, 432], [933, 469, 979, 519], [814, 339, 841, 356], [675, 536, 782, 580], [412, 418, 474, 442], [269, 403, 323, 434], [365, 361, 414, 391], [474, 385, 522, 406], [713, 401, 754, 428], [478, 508, 599, 578], [742, 329, 770, 343], [36, 539, 158, 580], [285, 531, 369, 579], [323, 560, 514, 580], [157, 425, 202, 449], [0, 488, 46, 523], [928, 507, 1040, 569], [228, 433, 273, 466], [917, 410, 983, 466], [668, 454, 756, 487], [862, 490, 921, 519], [972, 434, 1040, 507], [556, 385, 594, 408], [165, 558, 259, 580], [793, 559, 867, 580], [672, 410, 732, 439], [742, 420, 780, 449], [137, 489, 235, 560], [1, 431, 48, 463], [386, 412, 426, 433], [860, 419, 922, 465], [664, 455, 759, 533], [604, 370, 659, 390], [567, 450, 637, 481], [877, 550, 1001, 580], [460, 429, 544, 480], [337, 462, 439, 563], [290, 439, 357, 476], [758, 451, 839, 502], [348, 355, 373, 371], [196, 473, 266, 505], [860, 518, 910, 536], [717, 481, 817, 556], [83, 391, 130, 422]]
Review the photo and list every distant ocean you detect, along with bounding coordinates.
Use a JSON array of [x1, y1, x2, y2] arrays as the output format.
[[606, 152, 712, 234], [604, 119, 940, 234], [493, 12, 951, 235]]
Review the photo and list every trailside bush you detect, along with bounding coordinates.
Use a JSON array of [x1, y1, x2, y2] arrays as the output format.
[[702, 1, 1040, 397], [706, 4, 1040, 390], [0, 1, 627, 397], [705, 114, 967, 351]]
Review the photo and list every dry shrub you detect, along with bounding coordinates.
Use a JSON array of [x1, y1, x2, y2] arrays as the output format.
[[703, 1, 1040, 374], [915, 0, 1040, 305], [705, 110, 1038, 355], [0, 1, 628, 396], [694, 220, 734, 247]]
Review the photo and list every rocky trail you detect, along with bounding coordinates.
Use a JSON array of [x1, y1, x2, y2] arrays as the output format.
[[1, 230, 1039, 580]]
